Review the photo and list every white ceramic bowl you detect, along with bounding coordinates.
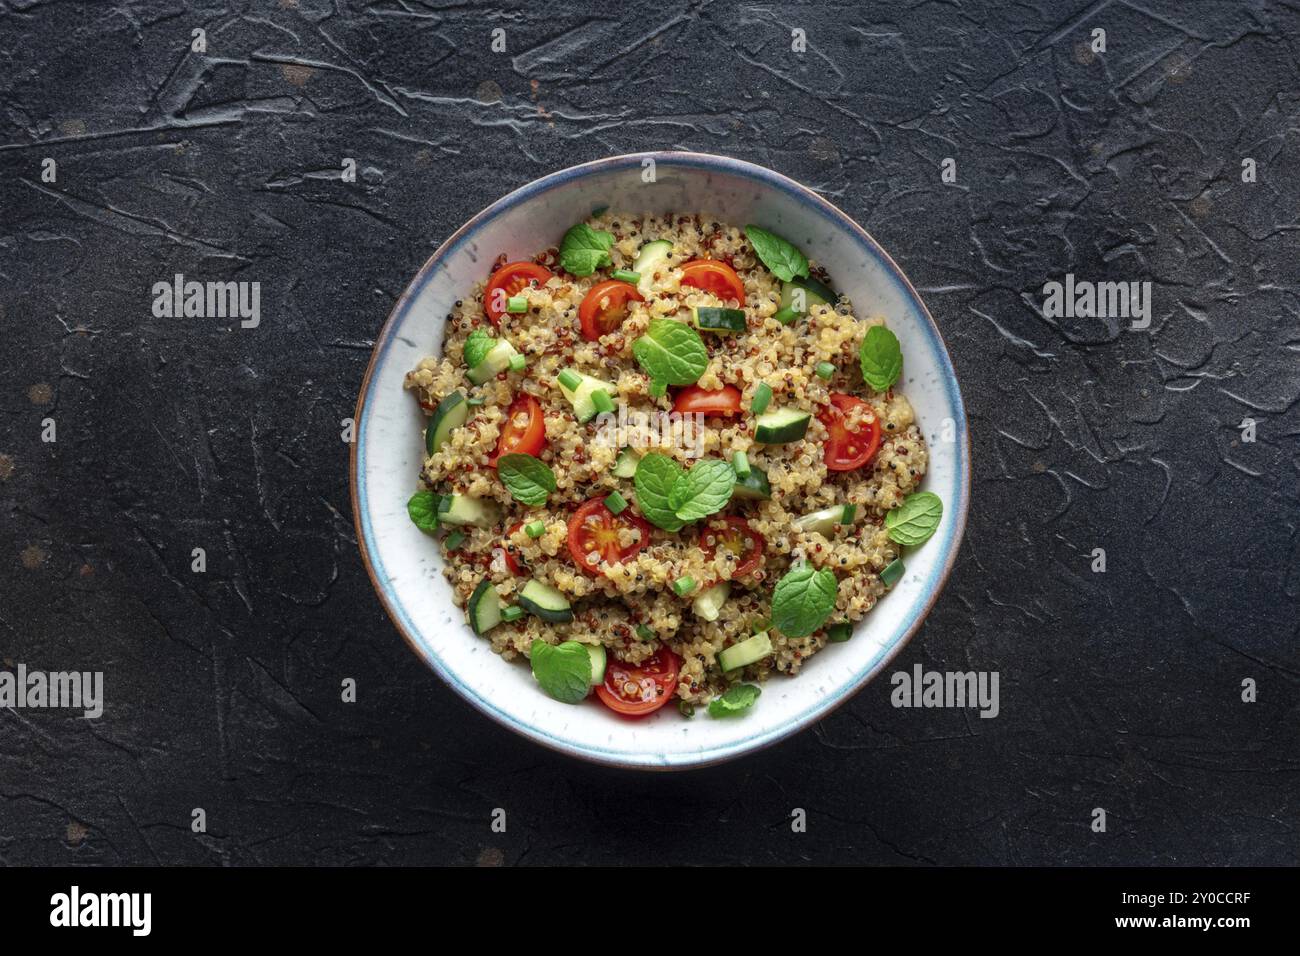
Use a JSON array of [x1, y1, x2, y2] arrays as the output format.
[[351, 152, 970, 769]]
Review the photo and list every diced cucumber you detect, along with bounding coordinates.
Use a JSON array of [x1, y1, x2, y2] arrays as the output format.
[[585, 644, 607, 685], [880, 558, 905, 588], [558, 371, 617, 424], [792, 505, 843, 536], [612, 446, 642, 478], [732, 465, 772, 500], [632, 239, 673, 281], [517, 580, 574, 623], [692, 581, 730, 622], [718, 631, 772, 671], [780, 276, 837, 313], [466, 339, 519, 385], [754, 407, 811, 443], [467, 579, 503, 636], [693, 306, 747, 334], [439, 494, 502, 528], [426, 390, 469, 454]]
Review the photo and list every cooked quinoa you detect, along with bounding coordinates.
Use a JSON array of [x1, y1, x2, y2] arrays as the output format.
[[404, 211, 930, 714]]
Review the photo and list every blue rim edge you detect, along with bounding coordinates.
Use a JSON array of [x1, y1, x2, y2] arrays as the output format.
[[354, 151, 971, 770]]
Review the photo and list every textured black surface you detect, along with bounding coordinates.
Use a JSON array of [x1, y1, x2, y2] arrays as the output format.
[[2, 0, 1298, 866]]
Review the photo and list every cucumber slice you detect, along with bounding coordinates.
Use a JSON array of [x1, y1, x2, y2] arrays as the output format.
[[780, 276, 837, 313], [517, 580, 574, 623], [754, 407, 811, 444], [467, 579, 503, 636], [612, 446, 642, 478], [692, 581, 730, 622], [792, 505, 843, 535], [585, 644, 607, 685], [632, 239, 673, 281], [440, 494, 502, 528], [426, 390, 469, 454], [732, 465, 772, 500], [718, 631, 772, 671], [466, 339, 519, 385], [693, 306, 747, 334], [558, 371, 617, 424]]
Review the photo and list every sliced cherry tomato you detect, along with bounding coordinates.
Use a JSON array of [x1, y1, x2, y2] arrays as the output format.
[[680, 258, 746, 305], [701, 516, 766, 579], [484, 261, 552, 326], [566, 497, 652, 575], [499, 521, 526, 575], [819, 392, 882, 472], [578, 280, 642, 340], [489, 394, 546, 466], [596, 646, 681, 717], [672, 384, 742, 416]]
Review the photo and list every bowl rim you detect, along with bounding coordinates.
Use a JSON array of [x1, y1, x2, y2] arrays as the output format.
[[349, 150, 971, 770]]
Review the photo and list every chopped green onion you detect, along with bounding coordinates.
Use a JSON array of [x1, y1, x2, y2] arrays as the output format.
[[612, 269, 641, 284], [444, 530, 466, 551], [672, 575, 696, 597], [732, 451, 751, 478], [815, 361, 836, 380], [751, 617, 770, 634], [524, 520, 545, 538], [677, 699, 695, 718], [591, 388, 615, 414], [773, 307, 799, 325], [557, 369, 581, 391], [604, 491, 628, 514], [437, 496, 452, 514], [751, 383, 773, 415], [506, 295, 527, 313], [880, 558, 905, 588], [826, 623, 853, 643], [636, 623, 655, 642], [467, 396, 487, 406], [501, 605, 525, 622], [508, 354, 526, 372], [840, 504, 857, 524]]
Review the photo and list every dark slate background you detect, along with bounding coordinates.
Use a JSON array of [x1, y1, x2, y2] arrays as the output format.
[[1, 0, 1297, 866]]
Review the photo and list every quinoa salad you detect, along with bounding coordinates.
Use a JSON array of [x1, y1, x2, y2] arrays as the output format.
[[403, 212, 944, 720]]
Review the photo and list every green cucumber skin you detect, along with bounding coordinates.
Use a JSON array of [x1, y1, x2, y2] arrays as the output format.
[[754, 408, 811, 444], [426, 390, 469, 454], [732, 466, 772, 500], [518, 581, 574, 623], [467, 580, 503, 636], [693, 306, 747, 333]]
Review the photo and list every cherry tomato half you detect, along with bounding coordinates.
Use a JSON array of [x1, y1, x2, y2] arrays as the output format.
[[489, 394, 546, 466], [566, 497, 652, 575], [819, 392, 881, 472], [680, 258, 746, 305], [578, 280, 643, 340], [672, 384, 742, 416], [596, 646, 682, 717], [484, 261, 552, 326], [701, 516, 766, 580], [499, 521, 526, 576]]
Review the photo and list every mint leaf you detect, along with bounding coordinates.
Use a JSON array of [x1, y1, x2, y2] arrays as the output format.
[[771, 562, 838, 638], [668, 459, 735, 522], [633, 453, 685, 531], [497, 453, 556, 506], [558, 223, 614, 276], [407, 490, 441, 532], [745, 225, 809, 283], [632, 319, 709, 389], [463, 328, 496, 368], [530, 639, 592, 704], [885, 491, 943, 546], [859, 325, 902, 392], [708, 683, 761, 717]]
